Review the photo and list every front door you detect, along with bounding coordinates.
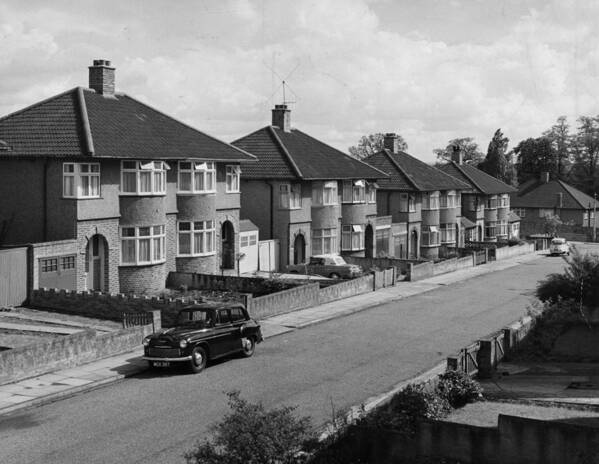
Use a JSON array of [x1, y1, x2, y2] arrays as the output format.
[[365, 224, 374, 258], [87, 235, 105, 291], [410, 230, 418, 259], [221, 221, 235, 270], [293, 234, 305, 264]]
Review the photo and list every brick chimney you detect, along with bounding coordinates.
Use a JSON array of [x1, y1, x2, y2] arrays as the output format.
[[383, 133, 400, 154], [272, 104, 291, 132], [540, 171, 550, 183], [451, 145, 463, 164], [88, 59, 115, 96]]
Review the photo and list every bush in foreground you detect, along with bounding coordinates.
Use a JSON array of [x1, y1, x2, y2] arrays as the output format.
[[436, 370, 483, 408]]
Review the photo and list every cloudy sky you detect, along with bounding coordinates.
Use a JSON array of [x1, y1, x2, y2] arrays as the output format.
[[1, 0, 599, 162]]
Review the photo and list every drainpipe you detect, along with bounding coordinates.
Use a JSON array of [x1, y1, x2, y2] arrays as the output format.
[[43, 159, 49, 241], [269, 182, 274, 239]]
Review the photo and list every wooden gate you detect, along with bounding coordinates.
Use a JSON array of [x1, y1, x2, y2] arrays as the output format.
[[0, 247, 28, 307]]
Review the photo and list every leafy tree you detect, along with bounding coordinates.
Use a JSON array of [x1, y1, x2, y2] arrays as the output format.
[[569, 115, 599, 195], [348, 133, 408, 159], [543, 116, 572, 178], [514, 137, 557, 184], [184, 391, 312, 464], [542, 213, 564, 236], [433, 137, 484, 166], [479, 129, 516, 185]]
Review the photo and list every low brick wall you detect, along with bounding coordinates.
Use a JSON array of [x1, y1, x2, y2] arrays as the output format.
[[343, 256, 420, 275], [319, 275, 374, 304], [166, 272, 300, 296], [407, 261, 434, 281], [247, 283, 320, 320], [0, 324, 153, 385], [493, 242, 535, 260]]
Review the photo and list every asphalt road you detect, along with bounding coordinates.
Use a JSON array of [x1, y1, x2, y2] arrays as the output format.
[[0, 254, 568, 464]]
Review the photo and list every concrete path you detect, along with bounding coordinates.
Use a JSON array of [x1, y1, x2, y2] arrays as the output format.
[[0, 321, 83, 335], [0, 250, 543, 416]]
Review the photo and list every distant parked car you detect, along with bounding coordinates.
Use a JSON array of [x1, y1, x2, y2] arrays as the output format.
[[142, 303, 262, 373], [549, 237, 570, 256], [286, 254, 363, 279]]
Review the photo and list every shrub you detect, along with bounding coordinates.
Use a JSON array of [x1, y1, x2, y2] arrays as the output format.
[[436, 370, 483, 408], [184, 391, 312, 464], [366, 384, 450, 437]]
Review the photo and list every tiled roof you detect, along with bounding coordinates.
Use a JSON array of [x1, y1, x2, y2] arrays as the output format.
[[0, 87, 255, 162], [508, 211, 520, 223], [233, 126, 387, 180], [511, 179, 596, 210], [439, 162, 517, 195], [461, 216, 476, 229], [239, 219, 259, 232], [363, 149, 470, 192]]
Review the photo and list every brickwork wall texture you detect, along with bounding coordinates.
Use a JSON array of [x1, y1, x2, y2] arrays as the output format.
[[165, 213, 177, 274], [76, 218, 120, 293], [119, 263, 166, 295]]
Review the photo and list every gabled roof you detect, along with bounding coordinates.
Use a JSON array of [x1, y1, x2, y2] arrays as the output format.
[[511, 179, 596, 210], [0, 87, 255, 162], [239, 219, 259, 232], [232, 126, 387, 180], [439, 161, 517, 195], [508, 211, 520, 223], [362, 149, 470, 192]]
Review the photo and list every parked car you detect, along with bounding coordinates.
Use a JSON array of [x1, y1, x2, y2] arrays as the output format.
[[286, 254, 363, 279], [549, 237, 570, 256], [142, 303, 262, 373]]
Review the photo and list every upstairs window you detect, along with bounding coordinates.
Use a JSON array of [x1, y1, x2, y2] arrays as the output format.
[[499, 194, 510, 208], [280, 184, 301, 209], [367, 182, 377, 203], [63, 163, 100, 198], [512, 208, 526, 218], [121, 161, 167, 195], [342, 180, 366, 203], [486, 195, 498, 209], [177, 220, 215, 256], [313, 181, 338, 206], [422, 192, 440, 210], [440, 191, 456, 209], [399, 193, 416, 213], [121, 225, 166, 265], [226, 165, 240, 193], [178, 161, 215, 193]]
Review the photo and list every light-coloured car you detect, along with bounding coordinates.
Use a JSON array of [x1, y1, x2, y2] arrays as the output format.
[[286, 254, 363, 279], [549, 237, 570, 256]]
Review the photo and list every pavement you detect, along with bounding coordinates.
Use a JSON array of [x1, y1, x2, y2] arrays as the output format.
[[0, 250, 545, 416]]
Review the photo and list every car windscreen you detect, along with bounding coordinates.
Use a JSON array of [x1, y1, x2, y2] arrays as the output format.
[[332, 256, 347, 265], [551, 238, 565, 244]]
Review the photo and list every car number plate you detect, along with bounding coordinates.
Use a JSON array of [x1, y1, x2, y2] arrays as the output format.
[[153, 361, 170, 367]]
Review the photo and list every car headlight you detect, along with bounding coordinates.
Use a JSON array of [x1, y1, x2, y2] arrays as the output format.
[[143, 338, 151, 347], [179, 339, 188, 349]]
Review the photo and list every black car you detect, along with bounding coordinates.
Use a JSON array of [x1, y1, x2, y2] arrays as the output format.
[[142, 303, 263, 373]]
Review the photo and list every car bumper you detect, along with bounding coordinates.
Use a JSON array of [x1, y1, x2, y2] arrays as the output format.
[[143, 356, 192, 362]]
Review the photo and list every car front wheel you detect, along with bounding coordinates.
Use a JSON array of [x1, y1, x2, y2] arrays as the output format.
[[240, 337, 256, 358], [189, 346, 207, 373]]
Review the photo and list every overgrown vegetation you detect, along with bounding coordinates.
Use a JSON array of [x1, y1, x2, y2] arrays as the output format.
[[436, 370, 484, 408]]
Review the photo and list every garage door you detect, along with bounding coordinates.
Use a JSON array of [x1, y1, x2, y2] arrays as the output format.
[[239, 232, 258, 274], [0, 247, 27, 307], [38, 254, 77, 290]]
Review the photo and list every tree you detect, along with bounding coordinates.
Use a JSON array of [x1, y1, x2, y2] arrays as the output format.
[[479, 129, 516, 185], [184, 391, 313, 464], [433, 137, 484, 166], [569, 115, 599, 195], [348, 133, 408, 159], [514, 137, 557, 184], [543, 116, 572, 178]]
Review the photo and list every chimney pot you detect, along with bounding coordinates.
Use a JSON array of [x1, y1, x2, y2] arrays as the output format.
[[88, 59, 115, 96], [451, 145, 463, 165], [383, 133, 399, 154], [272, 104, 291, 132]]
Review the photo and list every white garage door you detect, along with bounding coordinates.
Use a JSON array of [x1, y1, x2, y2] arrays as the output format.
[[239, 232, 258, 274]]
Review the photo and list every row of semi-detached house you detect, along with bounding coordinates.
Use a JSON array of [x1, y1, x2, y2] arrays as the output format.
[[0, 60, 516, 296]]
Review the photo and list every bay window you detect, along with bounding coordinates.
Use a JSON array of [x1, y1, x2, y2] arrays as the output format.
[[422, 191, 440, 210], [499, 194, 509, 208], [312, 181, 338, 206], [399, 193, 416, 213], [177, 220, 215, 256], [498, 220, 509, 237], [440, 224, 456, 243], [485, 221, 497, 239], [178, 161, 215, 193], [121, 161, 167, 195], [342, 224, 364, 251], [440, 191, 456, 209], [486, 195, 498, 209], [421, 226, 440, 247], [226, 165, 240, 193], [342, 180, 366, 203], [280, 184, 301, 209], [312, 228, 337, 255], [121, 225, 166, 265], [63, 163, 100, 198]]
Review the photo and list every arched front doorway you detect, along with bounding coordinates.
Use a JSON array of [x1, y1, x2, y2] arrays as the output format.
[[86, 234, 107, 291], [293, 233, 306, 264], [221, 221, 235, 270], [410, 230, 418, 259], [365, 224, 374, 258]]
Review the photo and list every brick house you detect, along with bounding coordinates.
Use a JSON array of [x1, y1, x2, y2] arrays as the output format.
[[511, 172, 597, 237], [363, 134, 470, 260], [0, 60, 255, 295], [232, 104, 387, 269], [439, 150, 517, 242]]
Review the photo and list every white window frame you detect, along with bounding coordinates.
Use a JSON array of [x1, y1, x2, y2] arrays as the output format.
[[399, 193, 416, 213], [120, 225, 166, 265], [312, 228, 337, 255], [485, 221, 497, 239], [440, 224, 456, 243], [422, 192, 440, 210], [342, 180, 366, 204], [421, 226, 440, 247], [280, 183, 301, 209], [499, 194, 509, 208], [486, 195, 498, 209], [539, 208, 554, 218], [440, 191, 456, 209], [367, 183, 377, 204], [177, 161, 215, 194], [498, 220, 509, 237], [121, 161, 167, 196], [341, 224, 365, 251], [513, 208, 526, 218], [225, 165, 241, 193], [63, 163, 101, 198], [177, 220, 216, 257], [312, 181, 338, 206]]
